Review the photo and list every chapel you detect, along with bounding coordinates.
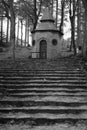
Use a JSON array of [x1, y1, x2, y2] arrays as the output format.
[[31, 8, 63, 59]]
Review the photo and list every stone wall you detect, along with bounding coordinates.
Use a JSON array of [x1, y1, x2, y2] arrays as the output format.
[[32, 31, 62, 59]]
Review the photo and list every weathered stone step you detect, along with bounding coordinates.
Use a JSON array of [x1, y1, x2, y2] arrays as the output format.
[[0, 76, 86, 80], [1, 87, 87, 91], [0, 117, 86, 125], [0, 87, 86, 92], [0, 62, 86, 127], [0, 113, 87, 121], [0, 109, 87, 116], [0, 83, 87, 89], [1, 105, 87, 110], [0, 79, 86, 88], [2, 92, 87, 97], [0, 70, 82, 74], [0, 106, 87, 113], [1, 87, 87, 90], [0, 79, 87, 84], [0, 68, 81, 72], [0, 101, 87, 107], [0, 96, 87, 102], [0, 74, 86, 78], [0, 71, 84, 75]]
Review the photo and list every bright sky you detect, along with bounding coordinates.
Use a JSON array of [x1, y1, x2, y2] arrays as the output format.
[[63, 20, 71, 40]]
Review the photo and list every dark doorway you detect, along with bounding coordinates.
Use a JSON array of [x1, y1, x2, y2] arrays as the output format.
[[40, 40, 47, 59]]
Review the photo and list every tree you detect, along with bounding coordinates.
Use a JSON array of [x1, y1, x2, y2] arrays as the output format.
[[6, 17, 9, 44], [76, 0, 85, 54], [59, 0, 65, 33], [69, 0, 76, 55], [17, 17, 20, 45], [55, 0, 58, 28], [81, 0, 87, 57], [8, 0, 16, 60], [1, 0, 16, 60]]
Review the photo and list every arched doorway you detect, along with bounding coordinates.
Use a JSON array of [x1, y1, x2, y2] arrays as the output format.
[[40, 40, 47, 59]]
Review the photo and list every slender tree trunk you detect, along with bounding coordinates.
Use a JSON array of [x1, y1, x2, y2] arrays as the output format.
[[82, 0, 87, 57], [69, 0, 76, 55], [59, 0, 65, 33], [6, 18, 9, 44], [9, 0, 16, 61], [27, 19, 29, 46], [25, 20, 27, 46], [17, 17, 19, 45], [77, 0, 80, 49], [33, 0, 37, 30], [72, 0, 76, 55], [71, 17, 76, 55], [56, 0, 58, 28], [1, 15, 3, 43], [51, 0, 53, 16], [82, 9, 87, 57], [21, 20, 23, 46]]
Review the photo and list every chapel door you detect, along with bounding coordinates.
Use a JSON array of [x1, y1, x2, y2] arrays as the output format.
[[40, 40, 47, 59]]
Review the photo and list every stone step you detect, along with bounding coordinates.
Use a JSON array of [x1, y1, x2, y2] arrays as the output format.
[[0, 109, 87, 115], [0, 100, 87, 107], [0, 74, 86, 78], [0, 69, 84, 73], [0, 76, 86, 80], [0, 87, 87, 94], [1, 87, 87, 91], [0, 81, 87, 86], [1, 91, 87, 95], [0, 106, 87, 112], [2, 92, 87, 97], [0, 95, 87, 102], [0, 68, 81, 72], [0, 113, 87, 123], [0, 63, 86, 126], [0, 83, 87, 89], [1, 90, 87, 95], [0, 117, 86, 125]]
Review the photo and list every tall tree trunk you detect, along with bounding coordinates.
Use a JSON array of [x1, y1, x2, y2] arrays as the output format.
[[82, 9, 87, 57], [56, 0, 58, 28], [77, 0, 80, 49], [59, 0, 65, 33], [1, 14, 3, 43], [82, 0, 87, 57], [17, 17, 19, 45], [9, 0, 15, 61], [27, 19, 29, 46], [6, 18, 9, 44], [33, 0, 37, 30], [51, 0, 53, 16], [69, 0, 76, 55], [77, 0, 84, 54], [25, 20, 27, 46], [72, 0, 76, 55], [21, 20, 23, 46]]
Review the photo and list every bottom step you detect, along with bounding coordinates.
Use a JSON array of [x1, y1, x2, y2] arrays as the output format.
[[0, 118, 87, 125]]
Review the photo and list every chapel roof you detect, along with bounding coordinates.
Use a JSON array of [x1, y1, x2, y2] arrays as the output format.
[[40, 8, 54, 22], [32, 8, 63, 35]]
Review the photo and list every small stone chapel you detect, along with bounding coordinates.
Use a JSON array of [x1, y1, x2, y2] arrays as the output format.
[[31, 8, 63, 59]]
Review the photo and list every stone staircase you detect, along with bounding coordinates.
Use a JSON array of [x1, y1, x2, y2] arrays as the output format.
[[0, 60, 87, 126]]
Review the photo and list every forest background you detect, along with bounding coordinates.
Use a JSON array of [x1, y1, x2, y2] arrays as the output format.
[[0, 0, 87, 60]]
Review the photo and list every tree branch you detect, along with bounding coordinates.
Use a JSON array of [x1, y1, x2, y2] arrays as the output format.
[[2, 0, 10, 19]]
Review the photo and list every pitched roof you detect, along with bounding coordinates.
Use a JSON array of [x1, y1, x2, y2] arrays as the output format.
[[32, 8, 63, 35], [40, 8, 54, 22]]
